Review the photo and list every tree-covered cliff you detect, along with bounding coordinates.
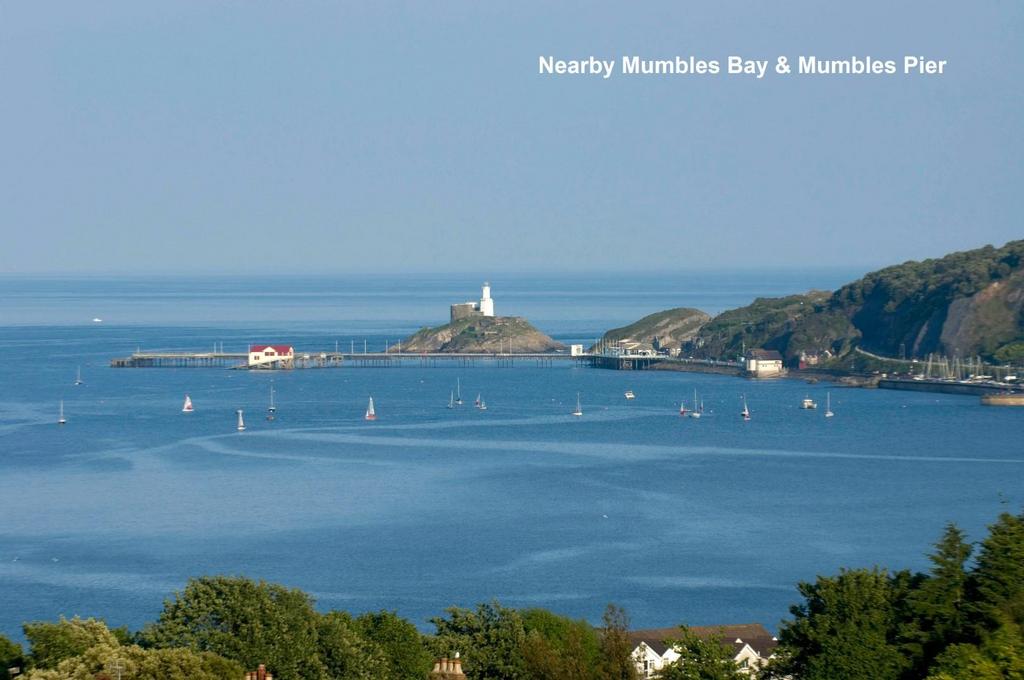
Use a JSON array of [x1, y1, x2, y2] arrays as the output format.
[[682, 240, 1024, 364]]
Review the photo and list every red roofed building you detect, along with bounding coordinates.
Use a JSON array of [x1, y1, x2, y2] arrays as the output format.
[[248, 344, 294, 369]]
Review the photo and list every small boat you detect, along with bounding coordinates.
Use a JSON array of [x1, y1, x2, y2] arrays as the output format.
[[182, 395, 194, 413], [801, 397, 817, 410], [741, 396, 751, 421], [447, 391, 455, 409], [267, 384, 276, 420], [689, 389, 702, 418], [624, 390, 635, 400], [455, 378, 463, 406], [825, 392, 834, 418], [679, 400, 688, 416], [572, 392, 583, 417], [74, 367, 83, 386], [475, 393, 482, 408], [479, 397, 487, 411], [58, 400, 66, 425], [365, 396, 377, 421], [92, 318, 103, 323], [236, 409, 245, 432]]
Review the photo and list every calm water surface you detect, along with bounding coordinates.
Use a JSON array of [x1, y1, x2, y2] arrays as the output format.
[[1, 272, 1021, 639]]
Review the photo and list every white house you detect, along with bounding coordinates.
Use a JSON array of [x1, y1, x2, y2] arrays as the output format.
[[745, 349, 785, 378], [248, 344, 295, 369], [629, 624, 778, 678]]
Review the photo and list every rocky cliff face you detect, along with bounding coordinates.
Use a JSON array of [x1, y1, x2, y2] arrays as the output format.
[[610, 240, 1024, 364], [594, 307, 710, 351], [397, 316, 565, 353]]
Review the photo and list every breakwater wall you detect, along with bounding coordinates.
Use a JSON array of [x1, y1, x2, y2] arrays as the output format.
[[877, 378, 1010, 397]]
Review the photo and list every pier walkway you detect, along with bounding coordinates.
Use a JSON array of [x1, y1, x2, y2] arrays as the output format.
[[111, 351, 587, 369]]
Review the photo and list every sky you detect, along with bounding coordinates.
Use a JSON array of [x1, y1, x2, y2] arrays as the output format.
[[0, 2, 1020, 275]]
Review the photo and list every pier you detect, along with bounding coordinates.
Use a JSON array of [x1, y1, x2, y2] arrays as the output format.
[[110, 350, 588, 369]]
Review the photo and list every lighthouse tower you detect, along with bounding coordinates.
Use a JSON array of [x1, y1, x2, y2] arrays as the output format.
[[479, 282, 495, 317]]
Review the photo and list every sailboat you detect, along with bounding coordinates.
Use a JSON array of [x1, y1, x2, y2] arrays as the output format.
[[182, 395, 194, 413], [236, 409, 245, 432], [455, 378, 463, 406], [825, 392, 834, 418], [447, 391, 455, 409], [679, 399, 688, 416], [689, 389, 702, 418], [58, 400, 66, 425], [365, 396, 377, 421], [475, 393, 482, 408], [572, 392, 583, 417], [74, 367, 83, 386], [741, 395, 751, 421], [479, 396, 487, 411], [267, 384, 276, 420]]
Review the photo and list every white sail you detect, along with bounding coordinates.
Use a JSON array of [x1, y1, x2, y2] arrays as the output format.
[[825, 391, 834, 418], [182, 395, 193, 413], [58, 400, 66, 425], [236, 409, 245, 431], [572, 392, 583, 416], [365, 396, 376, 420], [75, 367, 83, 386]]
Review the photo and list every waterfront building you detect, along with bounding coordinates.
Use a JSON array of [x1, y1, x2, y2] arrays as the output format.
[[449, 282, 496, 322], [629, 624, 778, 678], [745, 349, 785, 378], [248, 344, 295, 369]]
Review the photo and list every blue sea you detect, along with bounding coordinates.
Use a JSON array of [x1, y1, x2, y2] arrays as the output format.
[[1, 271, 1022, 640]]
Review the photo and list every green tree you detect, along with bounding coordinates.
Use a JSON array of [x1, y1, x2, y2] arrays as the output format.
[[429, 602, 529, 680], [768, 568, 909, 680], [140, 576, 325, 680], [926, 621, 1024, 679], [519, 608, 601, 680], [23, 617, 120, 670], [905, 523, 973, 671], [968, 512, 1024, 630], [317, 611, 388, 680], [655, 626, 744, 680], [0, 633, 24, 680], [353, 611, 432, 680], [598, 604, 638, 680], [19, 642, 243, 680]]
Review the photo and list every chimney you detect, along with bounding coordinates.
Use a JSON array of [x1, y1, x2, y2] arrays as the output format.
[[428, 653, 467, 679], [245, 664, 273, 680]]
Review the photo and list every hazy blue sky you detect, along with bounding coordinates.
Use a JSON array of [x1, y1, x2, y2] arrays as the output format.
[[0, 2, 1020, 274]]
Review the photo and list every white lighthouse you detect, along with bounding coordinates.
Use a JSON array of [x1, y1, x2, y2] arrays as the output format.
[[479, 282, 494, 317]]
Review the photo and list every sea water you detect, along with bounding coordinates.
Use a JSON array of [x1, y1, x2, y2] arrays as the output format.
[[1, 271, 1022, 638]]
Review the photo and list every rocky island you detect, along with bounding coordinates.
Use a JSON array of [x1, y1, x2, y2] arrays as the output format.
[[397, 315, 565, 354], [394, 282, 565, 353]]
